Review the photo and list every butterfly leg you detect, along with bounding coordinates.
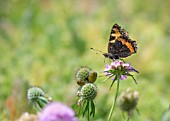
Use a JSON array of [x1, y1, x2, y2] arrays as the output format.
[[104, 57, 106, 64]]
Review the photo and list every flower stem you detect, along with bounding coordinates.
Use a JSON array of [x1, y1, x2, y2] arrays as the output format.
[[107, 74, 120, 121]]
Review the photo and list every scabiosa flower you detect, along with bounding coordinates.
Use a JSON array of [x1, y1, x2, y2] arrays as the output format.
[[81, 83, 97, 100], [73, 83, 97, 119], [75, 67, 90, 86], [38, 102, 78, 121], [27, 87, 45, 102], [103, 60, 138, 88], [27, 87, 51, 111], [75, 67, 97, 86], [118, 88, 139, 117], [74, 67, 98, 120], [104, 60, 139, 121]]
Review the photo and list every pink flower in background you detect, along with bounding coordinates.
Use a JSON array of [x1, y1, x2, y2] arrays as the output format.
[[38, 102, 78, 121]]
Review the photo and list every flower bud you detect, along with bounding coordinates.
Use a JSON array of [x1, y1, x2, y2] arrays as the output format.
[[118, 88, 139, 116], [27, 87, 45, 102], [76, 67, 90, 86], [81, 83, 97, 100], [88, 71, 97, 83]]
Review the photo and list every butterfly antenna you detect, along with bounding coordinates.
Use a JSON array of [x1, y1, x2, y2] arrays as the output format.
[[91, 47, 108, 63], [90, 48, 105, 54]]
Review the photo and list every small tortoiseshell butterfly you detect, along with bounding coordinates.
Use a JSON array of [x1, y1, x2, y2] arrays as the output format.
[[91, 23, 137, 60]]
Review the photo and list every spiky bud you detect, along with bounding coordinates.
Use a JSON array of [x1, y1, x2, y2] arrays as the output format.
[[81, 83, 97, 100], [76, 67, 90, 86], [118, 88, 139, 116], [27, 87, 45, 102], [88, 71, 97, 83], [27, 87, 48, 110], [38, 102, 78, 121]]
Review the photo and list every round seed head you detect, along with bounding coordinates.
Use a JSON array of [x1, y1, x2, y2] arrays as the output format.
[[81, 83, 97, 100], [27, 87, 45, 102], [118, 88, 139, 115], [76, 67, 90, 86]]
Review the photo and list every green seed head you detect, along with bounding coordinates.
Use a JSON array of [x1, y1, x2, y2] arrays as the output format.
[[118, 88, 139, 115], [27, 87, 45, 102], [88, 71, 97, 83], [76, 67, 90, 86], [81, 83, 97, 100]]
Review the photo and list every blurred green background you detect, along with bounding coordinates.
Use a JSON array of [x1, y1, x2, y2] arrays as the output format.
[[0, 0, 170, 121]]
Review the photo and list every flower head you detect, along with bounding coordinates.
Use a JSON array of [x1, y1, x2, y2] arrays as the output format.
[[75, 67, 97, 86], [81, 83, 97, 100], [118, 88, 139, 116], [27, 87, 45, 102], [73, 83, 97, 118], [27, 87, 48, 110], [38, 102, 78, 121], [75, 67, 90, 86], [103, 60, 138, 83]]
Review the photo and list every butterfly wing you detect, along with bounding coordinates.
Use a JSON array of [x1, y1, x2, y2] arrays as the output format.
[[108, 23, 137, 59]]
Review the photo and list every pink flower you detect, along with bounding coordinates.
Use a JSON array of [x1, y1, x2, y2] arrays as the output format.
[[38, 102, 78, 121], [104, 64, 112, 76], [111, 61, 123, 69], [103, 60, 138, 82], [120, 75, 127, 80]]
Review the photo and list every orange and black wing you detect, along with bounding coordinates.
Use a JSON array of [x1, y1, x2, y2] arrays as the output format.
[[107, 23, 137, 59]]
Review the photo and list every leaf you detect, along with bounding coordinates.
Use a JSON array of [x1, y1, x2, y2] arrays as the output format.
[[82, 100, 89, 117], [37, 100, 44, 109], [72, 101, 78, 110], [127, 74, 138, 84], [78, 100, 86, 117], [109, 75, 117, 90], [90, 100, 95, 117], [34, 102, 41, 112], [38, 96, 48, 104], [101, 74, 114, 83]]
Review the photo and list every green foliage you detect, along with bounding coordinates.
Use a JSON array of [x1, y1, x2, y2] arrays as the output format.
[[0, 0, 170, 121]]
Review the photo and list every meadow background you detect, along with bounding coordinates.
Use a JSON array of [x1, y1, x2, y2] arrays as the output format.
[[0, 0, 170, 121]]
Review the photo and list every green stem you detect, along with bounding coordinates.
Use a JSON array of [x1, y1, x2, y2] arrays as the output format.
[[107, 74, 120, 121]]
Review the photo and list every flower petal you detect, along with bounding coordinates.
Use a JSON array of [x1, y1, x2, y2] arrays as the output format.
[[120, 75, 127, 80]]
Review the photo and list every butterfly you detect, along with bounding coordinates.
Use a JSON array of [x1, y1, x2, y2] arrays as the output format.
[[91, 23, 137, 60]]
